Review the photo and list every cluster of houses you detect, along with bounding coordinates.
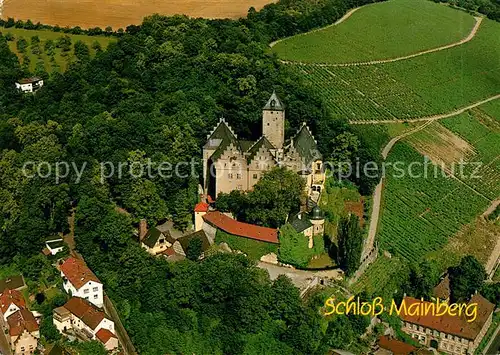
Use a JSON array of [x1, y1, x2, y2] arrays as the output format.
[[0, 276, 39, 355], [0, 257, 118, 355]]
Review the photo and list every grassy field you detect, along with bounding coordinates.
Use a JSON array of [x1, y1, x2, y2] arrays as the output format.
[[291, 18, 500, 122], [215, 230, 278, 261], [272, 0, 475, 64], [0, 27, 114, 72], [377, 142, 490, 261], [3, 0, 275, 29]]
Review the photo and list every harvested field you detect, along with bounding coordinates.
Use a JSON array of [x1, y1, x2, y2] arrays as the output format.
[[2, 0, 275, 29]]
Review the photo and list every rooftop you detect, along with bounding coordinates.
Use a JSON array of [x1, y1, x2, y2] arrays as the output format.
[[7, 309, 39, 336], [96, 328, 117, 344], [60, 257, 100, 290], [61, 297, 109, 330], [263, 91, 285, 111], [0, 275, 25, 293], [400, 294, 495, 340], [142, 227, 176, 248], [18, 77, 43, 84], [433, 275, 451, 300], [194, 202, 210, 213], [203, 211, 279, 244], [0, 288, 26, 314], [377, 336, 415, 355]]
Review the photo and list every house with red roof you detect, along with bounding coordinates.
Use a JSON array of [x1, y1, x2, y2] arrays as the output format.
[[59, 257, 103, 308], [8, 309, 40, 355], [53, 297, 117, 350], [399, 294, 495, 354], [0, 289, 27, 321], [96, 328, 119, 351]]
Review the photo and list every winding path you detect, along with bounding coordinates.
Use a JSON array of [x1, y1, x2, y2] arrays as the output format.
[[280, 16, 483, 67], [350, 94, 500, 125]]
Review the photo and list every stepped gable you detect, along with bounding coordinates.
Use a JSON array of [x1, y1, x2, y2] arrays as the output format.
[[7, 309, 38, 336], [290, 123, 322, 166], [246, 136, 276, 164], [205, 118, 243, 162]]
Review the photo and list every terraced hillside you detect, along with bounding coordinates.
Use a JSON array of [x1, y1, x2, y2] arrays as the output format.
[[288, 17, 500, 122], [272, 0, 476, 64]]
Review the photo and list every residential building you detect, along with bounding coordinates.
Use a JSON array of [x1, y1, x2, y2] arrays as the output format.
[[141, 227, 177, 256], [0, 275, 26, 293], [15, 77, 44, 93], [59, 257, 103, 308], [7, 309, 40, 355], [0, 289, 26, 321], [53, 297, 116, 351], [96, 328, 119, 351], [202, 211, 279, 244], [432, 275, 451, 302], [172, 230, 211, 258], [44, 237, 65, 256], [400, 294, 495, 354], [202, 91, 325, 200]]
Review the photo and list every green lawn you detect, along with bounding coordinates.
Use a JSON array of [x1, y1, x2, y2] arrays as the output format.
[[272, 0, 475, 64], [215, 230, 278, 261], [0, 27, 114, 72]]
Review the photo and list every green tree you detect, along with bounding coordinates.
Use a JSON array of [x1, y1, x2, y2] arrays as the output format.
[[278, 223, 311, 267], [448, 255, 486, 302], [56, 35, 72, 52], [406, 260, 439, 299], [16, 37, 28, 53], [74, 40, 90, 61], [337, 214, 363, 276], [186, 238, 203, 261]]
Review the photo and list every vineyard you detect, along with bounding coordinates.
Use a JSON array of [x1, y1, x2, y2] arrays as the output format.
[[291, 18, 500, 122], [377, 142, 490, 261], [272, 0, 475, 64], [351, 256, 406, 299]]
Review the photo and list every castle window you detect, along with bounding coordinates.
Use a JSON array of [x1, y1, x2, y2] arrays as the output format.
[[228, 173, 233, 179], [267, 123, 270, 126], [236, 174, 241, 179], [253, 174, 258, 179]]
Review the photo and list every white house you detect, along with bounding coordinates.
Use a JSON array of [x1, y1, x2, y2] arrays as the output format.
[[15, 77, 44, 93], [45, 236, 65, 256], [0, 289, 26, 321], [59, 257, 103, 308], [53, 297, 116, 350]]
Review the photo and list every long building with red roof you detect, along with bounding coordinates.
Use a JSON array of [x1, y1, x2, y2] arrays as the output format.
[[60, 257, 103, 308], [399, 294, 494, 354], [202, 211, 279, 244]]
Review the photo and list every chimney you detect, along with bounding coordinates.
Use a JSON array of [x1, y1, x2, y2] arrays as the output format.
[[139, 219, 148, 242]]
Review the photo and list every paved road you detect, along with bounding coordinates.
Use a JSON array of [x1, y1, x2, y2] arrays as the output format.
[[0, 316, 12, 355]]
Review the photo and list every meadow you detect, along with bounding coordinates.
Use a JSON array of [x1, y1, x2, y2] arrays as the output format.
[[272, 0, 475, 64], [377, 142, 490, 261], [0, 27, 114, 72], [291, 18, 500, 122]]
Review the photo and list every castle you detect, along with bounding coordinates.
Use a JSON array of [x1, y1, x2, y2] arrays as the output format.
[[202, 92, 326, 200]]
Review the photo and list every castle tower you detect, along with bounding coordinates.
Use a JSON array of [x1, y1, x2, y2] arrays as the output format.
[[262, 91, 285, 149]]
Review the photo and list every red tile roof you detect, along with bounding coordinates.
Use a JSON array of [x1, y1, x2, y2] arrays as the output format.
[[194, 202, 210, 213], [0, 289, 26, 314], [203, 211, 279, 244], [96, 328, 116, 344], [378, 336, 415, 355], [160, 247, 176, 256], [7, 309, 39, 336], [399, 295, 494, 340], [60, 257, 100, 289], [63, 297, 108, 330]]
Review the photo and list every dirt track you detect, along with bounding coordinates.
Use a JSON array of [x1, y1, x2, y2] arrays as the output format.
[[2, 0, 275, 29]]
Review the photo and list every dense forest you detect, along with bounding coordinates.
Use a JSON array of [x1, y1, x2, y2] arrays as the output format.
[[0, 0, 386, 353]]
